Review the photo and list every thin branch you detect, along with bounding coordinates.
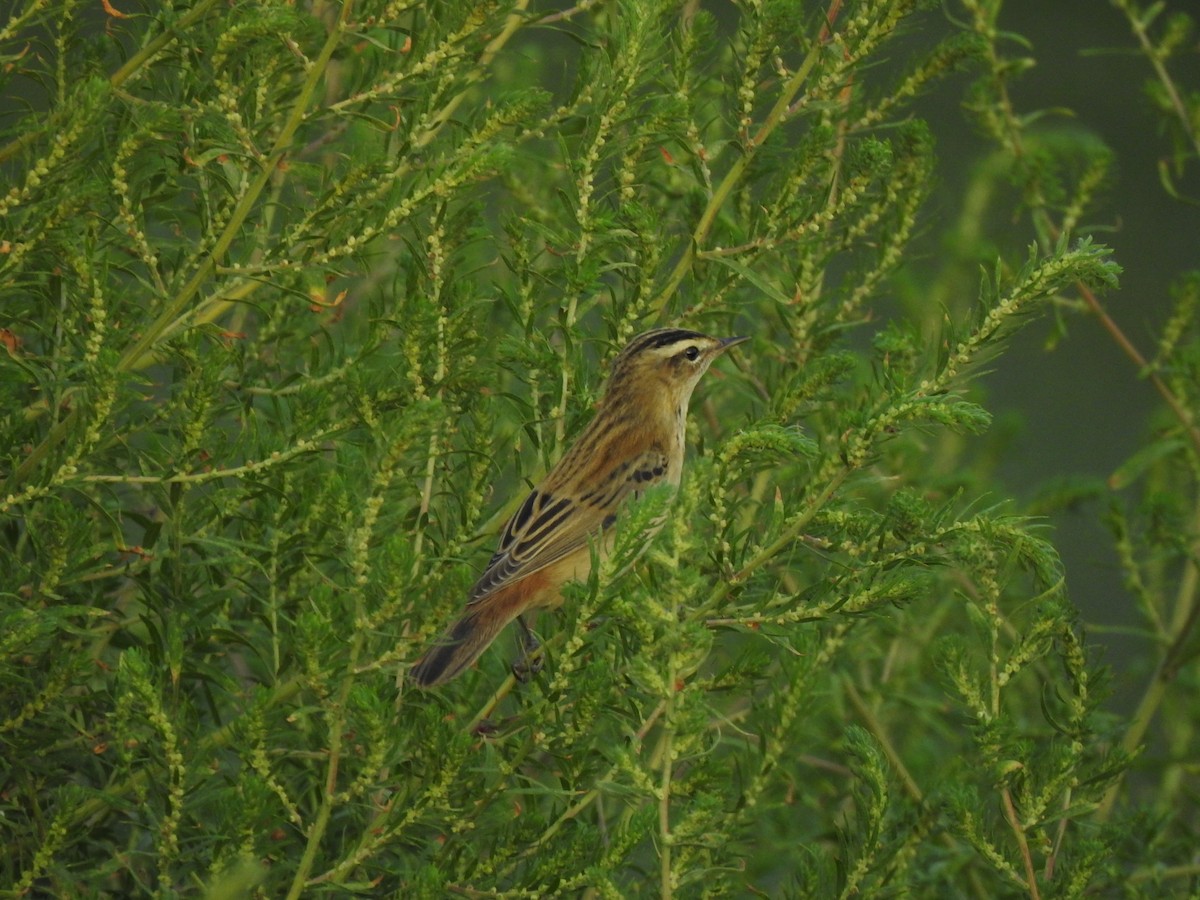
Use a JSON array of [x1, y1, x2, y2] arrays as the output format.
[[1000, 786, 1042, 900], [1077, 281, 1200, 457]]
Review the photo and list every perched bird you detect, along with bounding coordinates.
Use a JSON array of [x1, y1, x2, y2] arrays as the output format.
[[410, 327, 748, 687]]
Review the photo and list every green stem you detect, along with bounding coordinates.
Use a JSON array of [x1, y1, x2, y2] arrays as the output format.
[[515, 700, 666, 865], [1115, 0, 1200, 157], [287, 687, 348, 900], [111, 0, 225, 89], [700, 466, 849, 616], [412, 0, 532, 150], [843, 677, 923, 803], [67, 676, 303, 830], [117, 5, 349, 373], [659, 661, 677, 898], [1096, 496, 1200, 822], [5, 0, 351, 498], [0, 0, 224, 165], [650, 17, 831, 316]]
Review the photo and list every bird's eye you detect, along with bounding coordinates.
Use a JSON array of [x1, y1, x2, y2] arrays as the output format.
[[684, 346, 700, 361]]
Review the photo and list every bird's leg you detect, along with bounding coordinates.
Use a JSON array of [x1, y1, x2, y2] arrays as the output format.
[[512, 615, 544, 682]]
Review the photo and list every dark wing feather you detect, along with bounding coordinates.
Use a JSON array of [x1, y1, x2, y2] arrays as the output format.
[[467, 449, 669, 604]]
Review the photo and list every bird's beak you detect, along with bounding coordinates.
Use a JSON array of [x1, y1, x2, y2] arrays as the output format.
[[718, 335, 750, 351]]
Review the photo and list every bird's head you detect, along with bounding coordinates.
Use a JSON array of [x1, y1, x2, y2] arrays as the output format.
[[606, 328, 748, 409]]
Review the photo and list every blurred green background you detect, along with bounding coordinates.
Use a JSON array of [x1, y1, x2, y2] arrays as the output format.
[[943, 0, 1199, 711]]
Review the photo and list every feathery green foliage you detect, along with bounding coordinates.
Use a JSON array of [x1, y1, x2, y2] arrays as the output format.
[[1, 0, 1195, 896]]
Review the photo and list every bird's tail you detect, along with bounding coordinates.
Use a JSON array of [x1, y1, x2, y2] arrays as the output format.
[[410, 602, 521, 688]]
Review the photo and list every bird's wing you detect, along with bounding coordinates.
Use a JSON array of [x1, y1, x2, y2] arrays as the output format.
[[467, 448, 669, 604]]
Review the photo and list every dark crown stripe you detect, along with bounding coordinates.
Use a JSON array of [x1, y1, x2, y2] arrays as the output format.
[[625, 328, 705, 357]]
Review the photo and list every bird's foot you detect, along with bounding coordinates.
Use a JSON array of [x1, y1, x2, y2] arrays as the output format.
[[512, 650, 544, 683], [512, 615, 544, 682]]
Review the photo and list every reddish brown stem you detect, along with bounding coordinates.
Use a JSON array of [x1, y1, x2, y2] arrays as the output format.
[[1077, 281, 1200, 458]]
